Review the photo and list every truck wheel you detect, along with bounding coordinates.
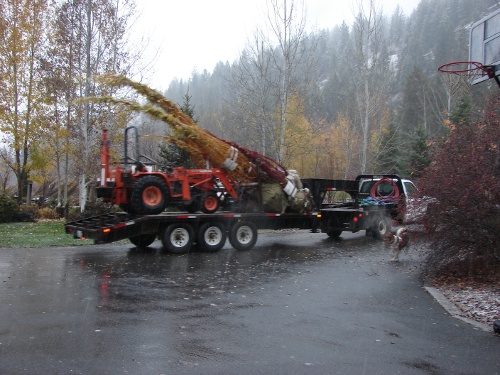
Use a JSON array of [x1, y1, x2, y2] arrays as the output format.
[[372, 215, 391, 239], [201, 192, 220, 214], [197, 222, 226, 252], [228, 221, 258, 251], [327, 229, 342, 238], [131, 176, 168, 215], [162, 223, 194, 254], [129, 234, 156, 248]]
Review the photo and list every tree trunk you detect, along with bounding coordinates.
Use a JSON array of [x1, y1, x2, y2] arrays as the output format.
[[79, 0, 93, 212]]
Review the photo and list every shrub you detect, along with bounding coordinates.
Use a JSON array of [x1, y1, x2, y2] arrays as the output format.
[[13, 204, 39, 223], [66, 200, 117, 222], [420, 95, 500, 282], [38, 207, 61, 220], [0, 195, 18, 223]]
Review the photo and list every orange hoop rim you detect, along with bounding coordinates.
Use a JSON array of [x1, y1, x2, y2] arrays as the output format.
[[438, 61, 490, 76]]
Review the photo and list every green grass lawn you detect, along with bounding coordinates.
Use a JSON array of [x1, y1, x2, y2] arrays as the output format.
[[0, 221, 94, 248]]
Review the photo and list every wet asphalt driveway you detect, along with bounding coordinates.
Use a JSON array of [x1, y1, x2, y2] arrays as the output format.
[[0, 230, 498, 375]]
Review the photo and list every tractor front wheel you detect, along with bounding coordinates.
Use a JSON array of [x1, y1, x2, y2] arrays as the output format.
[[201, 192, 220, 214]]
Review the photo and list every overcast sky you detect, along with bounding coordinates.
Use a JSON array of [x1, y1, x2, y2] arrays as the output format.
[[132, 0, 421, 89]]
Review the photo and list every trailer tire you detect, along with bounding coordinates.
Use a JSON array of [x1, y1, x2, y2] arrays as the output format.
[[185, 197, 200, 213], [131, 176, 168, 215], [197, 222, 226, 252], [371, 215, 391, 239], [119, 203, 136, 214], [229, 221, 258, 251], [129, 234, 156, 248], [162, 223, 194, 254], [201, 192, 220, 214]]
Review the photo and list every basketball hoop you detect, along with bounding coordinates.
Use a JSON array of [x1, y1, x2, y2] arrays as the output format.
[[438, 61, 499, 86], [437, 61, 491, 78]]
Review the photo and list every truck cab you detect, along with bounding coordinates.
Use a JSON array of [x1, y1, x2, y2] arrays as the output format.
[[357, 175, 422, 224]]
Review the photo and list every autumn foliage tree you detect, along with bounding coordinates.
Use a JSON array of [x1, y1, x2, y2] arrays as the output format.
[[0, 0, 50, 203], [419, 95, 500, 281]]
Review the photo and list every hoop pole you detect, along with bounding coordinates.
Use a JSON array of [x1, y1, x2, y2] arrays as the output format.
[[485, 65, 500, 88]]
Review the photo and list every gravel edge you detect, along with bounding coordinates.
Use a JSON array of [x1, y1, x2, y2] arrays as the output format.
[[425, 286, 493, 332]]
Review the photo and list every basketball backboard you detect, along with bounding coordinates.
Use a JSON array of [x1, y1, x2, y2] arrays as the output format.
[[469, 7, 500, 85]]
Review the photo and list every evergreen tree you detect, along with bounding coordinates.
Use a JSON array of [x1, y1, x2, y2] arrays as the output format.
[[158, 91, 196, 168], [407, 127, 431, 178], [373, 122, 402, 174], [179, 90, 198, 123], [450, 95, 472, 125]]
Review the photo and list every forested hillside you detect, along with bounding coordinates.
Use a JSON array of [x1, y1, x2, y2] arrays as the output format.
[[164, 0, 500, 179], [0, 0, 498, 210]]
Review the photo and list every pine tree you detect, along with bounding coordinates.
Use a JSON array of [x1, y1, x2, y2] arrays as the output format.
[[373, 122, 401, 174], [450, 95, 472, 126], [158, 91, 196, 168], [408, 127, 431, 178]]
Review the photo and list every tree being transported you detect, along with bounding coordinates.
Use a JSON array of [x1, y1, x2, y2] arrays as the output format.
[[93, 74, 301, 199]]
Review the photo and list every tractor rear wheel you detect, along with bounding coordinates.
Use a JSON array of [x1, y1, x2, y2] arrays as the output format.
[[131, 176, 168, 215]]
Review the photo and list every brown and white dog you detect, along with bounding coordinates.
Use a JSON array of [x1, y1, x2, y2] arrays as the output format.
[[384, 227, 410, 261]]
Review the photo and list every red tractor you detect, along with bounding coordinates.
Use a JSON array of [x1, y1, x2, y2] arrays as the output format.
[[96, 126, 241, 215]]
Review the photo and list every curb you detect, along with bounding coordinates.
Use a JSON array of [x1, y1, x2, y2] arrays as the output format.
[[424, 286, 492, 332]]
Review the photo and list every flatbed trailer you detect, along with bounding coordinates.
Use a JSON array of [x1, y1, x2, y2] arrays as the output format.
[[65, 177, 400, 253]]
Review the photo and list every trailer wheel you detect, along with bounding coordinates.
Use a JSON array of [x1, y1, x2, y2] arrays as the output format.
[[119, 203, 136, 214], [371, 215, 391, 239], [197, 222, 226, 252], [131, 176, 168, 215], [162, 223, 194, 254], [129, 234, 156, 248], [228, 221, 258, 251], [201, 192, 220, 214], [185, 197, 200, 213]]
